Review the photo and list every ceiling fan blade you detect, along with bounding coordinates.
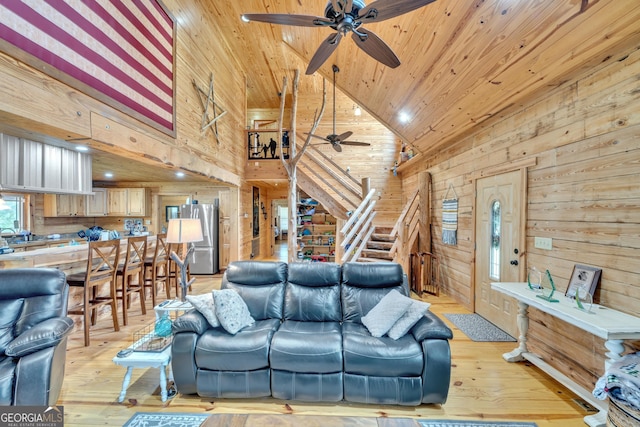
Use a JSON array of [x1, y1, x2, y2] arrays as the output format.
[[241, 13, 332, 27], [357, 0, 436, 22], [306, 33, 343, 75], [336, 131, 353, 142], [341, 141, 371, 146], [307, 133, 330, 142], [351, 28, 400, 69]]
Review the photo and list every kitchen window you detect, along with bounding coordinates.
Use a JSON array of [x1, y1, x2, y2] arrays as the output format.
[[0, 194, 27, 234]]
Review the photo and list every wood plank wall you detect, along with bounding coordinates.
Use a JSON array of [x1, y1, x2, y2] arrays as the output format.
[[400, 46, 640, 393]]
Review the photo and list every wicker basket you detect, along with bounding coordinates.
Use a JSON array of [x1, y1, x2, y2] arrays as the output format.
[[608, 397, 640, 427]]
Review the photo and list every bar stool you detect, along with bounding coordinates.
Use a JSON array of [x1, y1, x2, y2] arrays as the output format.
[[143, 233, 169, 306], [116, 235, 148, 326], [67, 239, 121, 346]]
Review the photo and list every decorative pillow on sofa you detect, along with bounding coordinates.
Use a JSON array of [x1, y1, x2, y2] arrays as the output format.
[[387, 299, 431, 340], [186, 293, 220, 328], [212, 289, 255, 334], [361, 289, 413, 337]]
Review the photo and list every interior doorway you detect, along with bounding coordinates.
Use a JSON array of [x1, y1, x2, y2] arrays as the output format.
[[271, 199, 288, 257], [474, 169, 526, 337]]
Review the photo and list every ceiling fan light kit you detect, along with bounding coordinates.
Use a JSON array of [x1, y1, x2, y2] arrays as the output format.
[[241, 0, 437, 74]]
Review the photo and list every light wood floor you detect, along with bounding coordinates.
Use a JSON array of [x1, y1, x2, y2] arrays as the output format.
[[58, 243, 591, 426]]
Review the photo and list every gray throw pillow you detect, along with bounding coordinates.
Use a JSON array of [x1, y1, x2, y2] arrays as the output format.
[[212, 289, 255, 334], [186, 293, 220, 328], [387, 299, 431, 340], [361, 289, 413, 337]]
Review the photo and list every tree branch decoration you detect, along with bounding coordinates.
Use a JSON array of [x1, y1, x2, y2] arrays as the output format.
[[276, 69, 328, 262], [170, 246, 196, 302], [193, 73, 227, 144]]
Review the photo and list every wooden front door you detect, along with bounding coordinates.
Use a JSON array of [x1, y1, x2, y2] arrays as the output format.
[[474, 170, 524, 337]]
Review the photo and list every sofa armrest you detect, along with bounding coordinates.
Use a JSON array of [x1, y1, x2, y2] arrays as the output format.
[[5, 317, 74, 357], [172, 310, 211, 335], [411, 311, 453, 341]]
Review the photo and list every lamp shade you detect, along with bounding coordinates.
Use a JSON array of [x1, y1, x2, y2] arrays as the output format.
[[166, 218, 203, 243]]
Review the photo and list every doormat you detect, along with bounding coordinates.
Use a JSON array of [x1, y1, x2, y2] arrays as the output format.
[[123, 412, 210, 427], [444, 313, 516, 342], [419, 421, 537, 427]]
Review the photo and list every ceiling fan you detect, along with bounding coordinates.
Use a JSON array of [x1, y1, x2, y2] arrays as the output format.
[[241, 0, 437, 75], [308, 64, 370, 152]]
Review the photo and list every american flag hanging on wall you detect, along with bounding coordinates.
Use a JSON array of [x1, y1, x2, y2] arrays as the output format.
[[0, 0, 176, 135]]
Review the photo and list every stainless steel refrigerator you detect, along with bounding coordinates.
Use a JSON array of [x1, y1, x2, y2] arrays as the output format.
[[180, 201, 219, 274]]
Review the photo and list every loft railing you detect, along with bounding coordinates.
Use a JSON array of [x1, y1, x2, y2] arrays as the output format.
[[339, 188, 377, 263]]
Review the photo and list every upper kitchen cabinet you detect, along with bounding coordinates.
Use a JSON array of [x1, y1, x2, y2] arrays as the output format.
[[0, 133, 92, 194], [107, 188, 148, 217], [43, 194, 86, 217], [85, 188, 108, 216]]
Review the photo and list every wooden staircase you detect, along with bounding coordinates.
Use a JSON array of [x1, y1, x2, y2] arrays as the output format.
[[358, 227, 394, 262]]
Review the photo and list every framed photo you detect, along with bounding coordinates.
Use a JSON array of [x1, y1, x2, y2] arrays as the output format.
[[565, 264, 602, 299], [165, 206, 179, 222]]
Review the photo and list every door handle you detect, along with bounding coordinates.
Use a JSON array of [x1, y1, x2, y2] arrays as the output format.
[[510, 260, 519, 266]]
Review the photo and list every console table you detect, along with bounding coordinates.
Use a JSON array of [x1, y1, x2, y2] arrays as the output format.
[[491, 282, 640, 427]]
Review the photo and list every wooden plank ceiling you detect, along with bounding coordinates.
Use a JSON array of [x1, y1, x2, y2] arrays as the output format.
[[216, 0, 640, 157], [59, 0, 640, 182]]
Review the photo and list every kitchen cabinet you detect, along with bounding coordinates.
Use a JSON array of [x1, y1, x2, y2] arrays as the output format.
[[43, 194, 86, 217], [127, 188, 148, 216], [85, 188, 108, 216], [107, 188, 148, 216]]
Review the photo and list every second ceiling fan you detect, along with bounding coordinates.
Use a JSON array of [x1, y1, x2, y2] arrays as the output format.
[[309, 64, 370, 152]]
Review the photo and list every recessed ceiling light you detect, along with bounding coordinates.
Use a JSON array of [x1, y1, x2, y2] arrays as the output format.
[[104, 172, 113, 178], [176, 172, 185, 178], [399, 112, 411, 123], [75, 145, 89, 152]]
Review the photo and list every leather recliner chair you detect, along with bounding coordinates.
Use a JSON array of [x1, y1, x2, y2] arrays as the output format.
[[0, 268, 74, 406]]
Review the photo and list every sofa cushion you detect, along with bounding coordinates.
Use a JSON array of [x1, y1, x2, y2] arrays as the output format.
[[342, 322, 423, 377], [361, 290, 413, 337], [222, 261, 286, 320], [341, 262, 408, 323], [270, 321, 343, 373], [284, 263, 341, 322], [213, 289, 255, 334], [186, 293, 220, 328], [388, 299, 431, 340], [194, 318, 280, 371]]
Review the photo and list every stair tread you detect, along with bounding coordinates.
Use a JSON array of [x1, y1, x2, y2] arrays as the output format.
[[370, 234, 395, 242], [367, 241, 393, 250], [357, 257, 393, 263]]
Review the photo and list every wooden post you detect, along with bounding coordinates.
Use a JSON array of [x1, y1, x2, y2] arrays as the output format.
[[418, 172, 432, 254], [361, 177, 370, 198]]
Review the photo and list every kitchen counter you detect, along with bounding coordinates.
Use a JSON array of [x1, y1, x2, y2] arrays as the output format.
[[8, 238, 73, 251], [0, 235, 157, 274]]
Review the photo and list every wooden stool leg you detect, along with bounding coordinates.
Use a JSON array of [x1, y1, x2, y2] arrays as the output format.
[[110, 279, 120, 332], [138, 271, 146, 315], [84, 286, 91, 347]]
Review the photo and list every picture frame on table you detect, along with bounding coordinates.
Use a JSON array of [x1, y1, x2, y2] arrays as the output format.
[[565, 264, 602, 299]]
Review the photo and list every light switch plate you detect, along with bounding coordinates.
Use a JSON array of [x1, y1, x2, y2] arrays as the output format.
[[534, 237, 553, 250]]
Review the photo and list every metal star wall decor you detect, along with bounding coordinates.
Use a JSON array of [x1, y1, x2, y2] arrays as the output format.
[[192, 73, 227, 144]]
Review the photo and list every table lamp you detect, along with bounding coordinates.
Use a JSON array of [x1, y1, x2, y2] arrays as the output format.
[[167, 218, 203, 301]]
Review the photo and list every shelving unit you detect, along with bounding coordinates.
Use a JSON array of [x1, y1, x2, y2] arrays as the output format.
[[296, 194, 336, 262]]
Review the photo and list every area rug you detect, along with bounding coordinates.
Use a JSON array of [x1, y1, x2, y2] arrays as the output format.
[[123, 412, 210, 427], [419, 421, 537, 427], [443, 313, 516, 342]]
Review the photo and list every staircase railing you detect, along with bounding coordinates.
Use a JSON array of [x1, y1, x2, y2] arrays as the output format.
[[389, 188, 420, 272], [339, 188, 377, 263]]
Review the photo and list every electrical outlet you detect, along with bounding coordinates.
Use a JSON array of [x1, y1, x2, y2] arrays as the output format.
[[534, 237, 553, 250]]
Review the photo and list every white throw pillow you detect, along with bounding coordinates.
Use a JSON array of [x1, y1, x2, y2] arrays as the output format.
[[361, 289, 413, 337], [387, 299, 431, 340], [186, 293, 220, 328], [212, 289, 255, 334]]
